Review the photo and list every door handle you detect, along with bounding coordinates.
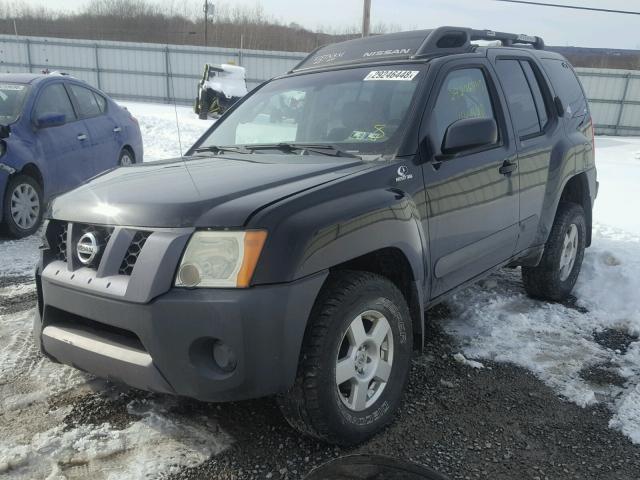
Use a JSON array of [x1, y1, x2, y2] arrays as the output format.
[[113, 126, 122, 133], [499, 160, 517, 176], [77, 133, 87, 141]]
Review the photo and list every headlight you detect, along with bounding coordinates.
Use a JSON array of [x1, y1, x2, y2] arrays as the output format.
[[175, 230, 267, 288]]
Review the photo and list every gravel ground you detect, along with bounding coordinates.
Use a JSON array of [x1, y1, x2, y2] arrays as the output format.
[[158, 308, 640, 480]]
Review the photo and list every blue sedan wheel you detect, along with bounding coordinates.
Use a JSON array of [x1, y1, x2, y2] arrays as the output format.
[[3, 174, 42, 238], [119, 148, 134, 166]]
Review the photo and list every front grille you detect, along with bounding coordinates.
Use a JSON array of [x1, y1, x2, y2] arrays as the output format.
[[55, 223, 68, 262], [119, 231, 151, 275], [46, 221, 151, 276]]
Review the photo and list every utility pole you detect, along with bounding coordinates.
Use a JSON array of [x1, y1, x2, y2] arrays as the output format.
[[203, 2, 214, 46], [203, 1, 208, 46], [362, 0, 371, 37]]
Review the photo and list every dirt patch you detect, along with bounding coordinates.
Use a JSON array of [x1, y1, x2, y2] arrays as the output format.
[[593, 328, 639, 354], [558, 295, 589, 314], [0, 290, 37, 315], [579, 362, 627, 388], [62, 389, 147, 431], [0, 275, 33, 289]]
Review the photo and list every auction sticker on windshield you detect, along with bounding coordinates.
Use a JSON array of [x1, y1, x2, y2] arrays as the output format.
[[364, 70, 419, 81]]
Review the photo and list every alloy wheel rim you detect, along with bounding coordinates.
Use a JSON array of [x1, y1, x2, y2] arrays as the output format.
[[336, 310, 394, 412], [559, 223, 579, 281], [10, 183, 39, 230], [120, 153, 133, 166]]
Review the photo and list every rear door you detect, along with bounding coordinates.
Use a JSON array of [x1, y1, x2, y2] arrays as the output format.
[[488, 51, 564, 252], [32, 82, 93, 194], [67, 83, 119, 174], [421, 59, 519, 298]]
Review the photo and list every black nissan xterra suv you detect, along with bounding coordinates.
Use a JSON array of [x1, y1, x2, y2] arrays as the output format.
[[34, 27, 597, 445]]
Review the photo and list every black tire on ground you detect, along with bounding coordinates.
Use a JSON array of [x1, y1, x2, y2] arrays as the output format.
[[277, 270, 413, 446], [2, 174, 43, 238], [118, 148, 135, 166], [522, 202, 587, 301]]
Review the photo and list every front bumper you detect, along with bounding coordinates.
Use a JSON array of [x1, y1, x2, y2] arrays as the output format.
[[35, 270, 327, 402]]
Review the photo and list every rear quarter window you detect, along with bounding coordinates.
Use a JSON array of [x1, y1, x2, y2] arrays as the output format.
[[541, 59, 588, 118]]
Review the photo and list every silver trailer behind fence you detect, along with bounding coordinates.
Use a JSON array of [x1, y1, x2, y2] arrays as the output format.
[[0, 34, 638, 135]]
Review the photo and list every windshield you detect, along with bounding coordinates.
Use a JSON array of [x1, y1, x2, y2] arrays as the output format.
[[198, 65, 425, 159], [0, 83, 30, 125]]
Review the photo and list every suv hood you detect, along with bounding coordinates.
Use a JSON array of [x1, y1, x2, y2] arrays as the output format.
[[50, 154, 370, 228]]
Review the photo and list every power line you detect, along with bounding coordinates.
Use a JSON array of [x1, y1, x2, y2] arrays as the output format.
[[495, 0, 640, 16]]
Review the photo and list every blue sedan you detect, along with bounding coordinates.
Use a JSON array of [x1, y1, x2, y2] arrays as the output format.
[[0, 73, 143, 238]]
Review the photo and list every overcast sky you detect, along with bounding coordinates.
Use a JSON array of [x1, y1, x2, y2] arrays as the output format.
[[17, 0, 640, 49]]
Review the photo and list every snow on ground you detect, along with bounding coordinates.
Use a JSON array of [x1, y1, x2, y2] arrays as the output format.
[[445, 136, 640, 444], [1, 102, 640, 478]]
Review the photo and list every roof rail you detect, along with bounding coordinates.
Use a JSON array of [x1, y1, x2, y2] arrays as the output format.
[[290, 27, 545, 73], [413, 26, 544, 58]]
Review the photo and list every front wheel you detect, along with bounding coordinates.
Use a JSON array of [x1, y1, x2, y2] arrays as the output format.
[[2, 174, 43, 238], [278, 271, 413, 446], [522, 202, 586, 301]]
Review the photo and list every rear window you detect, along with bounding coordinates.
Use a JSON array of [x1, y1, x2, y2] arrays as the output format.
[[69, 84, 102, 118], [541, 59, 587, 118], [495, 59, 541, 138]]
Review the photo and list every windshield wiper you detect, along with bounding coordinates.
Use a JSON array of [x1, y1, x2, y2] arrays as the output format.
[[246, 143, 361, 159], [194, 145, 252, 155]]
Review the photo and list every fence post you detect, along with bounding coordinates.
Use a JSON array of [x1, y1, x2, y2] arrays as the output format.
[[94, 43, 101, 90], [25, 38, 32, 72], [164, 45, 171, 103], [615, 73, 632, 136]]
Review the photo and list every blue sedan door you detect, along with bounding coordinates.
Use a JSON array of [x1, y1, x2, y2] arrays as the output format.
[[32, 82, 94, 194], [67, 83, 120, 174]]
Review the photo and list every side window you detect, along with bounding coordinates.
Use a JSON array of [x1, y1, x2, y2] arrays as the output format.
[[432, 68, 495, 150], [34, 83, 76, 122], [69, 84, 102, 118], [520, 61, 548, 129], [541, 58, 587, 118], [494, 59, 540, 138], [94, 92, 107, 113]]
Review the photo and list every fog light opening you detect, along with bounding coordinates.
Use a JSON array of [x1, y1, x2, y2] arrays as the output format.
[[213, 340, 237, 373]]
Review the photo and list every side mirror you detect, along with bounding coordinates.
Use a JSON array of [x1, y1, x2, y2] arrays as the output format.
[[35, 112, 66, 129], [441, 117, 498, 155], [554, 96, 565, 117], [0, 124, 10, 139]]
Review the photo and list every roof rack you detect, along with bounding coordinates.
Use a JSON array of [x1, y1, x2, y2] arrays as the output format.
[[291, 26, 544, 72], [414, 27, 544, 57]]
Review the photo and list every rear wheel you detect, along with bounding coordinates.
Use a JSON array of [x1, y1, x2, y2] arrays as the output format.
[[3, 174, 43, 238], [522, 202, 586, 301], [118, 148, 134, 166], [278, 271, 412, 446]]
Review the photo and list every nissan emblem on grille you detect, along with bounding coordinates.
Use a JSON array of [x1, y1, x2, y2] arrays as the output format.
[[76, 232, 100, 265]]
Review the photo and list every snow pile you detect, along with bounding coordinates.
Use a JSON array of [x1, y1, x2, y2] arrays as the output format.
[[119, 101, 214, 162], [0, 398, 229, 479], [444, 137, 640, 443]]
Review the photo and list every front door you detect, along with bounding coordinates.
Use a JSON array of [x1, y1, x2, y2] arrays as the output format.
[[32, 82, 94, 195], [420, 60, 520, 298]]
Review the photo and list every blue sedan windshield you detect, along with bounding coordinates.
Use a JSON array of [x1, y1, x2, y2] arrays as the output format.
[[0, 83, 30, 125]]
